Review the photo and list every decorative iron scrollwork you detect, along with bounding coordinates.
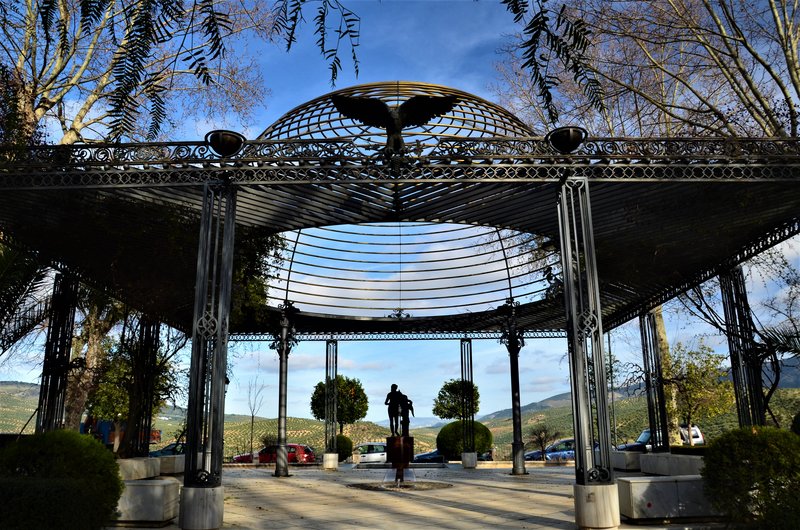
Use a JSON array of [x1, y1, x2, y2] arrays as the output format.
[[196, 312, 218, 339], [587, 466, 611, 483]]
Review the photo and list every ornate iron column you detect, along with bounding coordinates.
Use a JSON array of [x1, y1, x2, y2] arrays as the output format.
[[460, 338, 475, 454], [499, 298, 526, 475], [323, 339, 339, 469], [181, 131, 243, 530], [274, 301, 297, 477], [720, 266, 765, 426], [639, 311, 670, 452], [35, 272, 77, 433], [558, 172, 614, 484], [551, 126, 618, 528]]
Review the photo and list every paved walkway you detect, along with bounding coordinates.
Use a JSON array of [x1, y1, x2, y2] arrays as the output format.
[[114, 464, 724, 530]]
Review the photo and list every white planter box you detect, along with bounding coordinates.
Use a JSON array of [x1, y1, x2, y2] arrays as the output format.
[[618, 475, 720, 520], [159, 454, 185, 474], [116, 476, 180, 523], [118, 457, 160, 480], [610, 450, 641, 471], [640, 453, 704, 476]]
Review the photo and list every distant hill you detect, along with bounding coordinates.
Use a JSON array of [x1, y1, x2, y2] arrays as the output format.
[[375, 417, 445, 429], [479, 391, 575, 421], [0, 381, 39, 398]]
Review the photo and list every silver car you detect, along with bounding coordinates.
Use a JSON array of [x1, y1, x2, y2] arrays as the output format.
[[357, 442, 388, 463]]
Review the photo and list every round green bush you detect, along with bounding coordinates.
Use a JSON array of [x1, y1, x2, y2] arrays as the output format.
[[0, 430, 123, 530], [336, 434, 353, 462], [436, 420, 493, 460], [702, 426, 800, 529]]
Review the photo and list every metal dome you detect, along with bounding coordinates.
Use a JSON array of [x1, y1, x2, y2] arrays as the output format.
[[258, 81, 534, 145], [259, 82, 551, 320]]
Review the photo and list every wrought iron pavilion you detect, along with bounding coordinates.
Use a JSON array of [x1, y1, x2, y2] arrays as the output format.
[[3, 81, 800, 528]]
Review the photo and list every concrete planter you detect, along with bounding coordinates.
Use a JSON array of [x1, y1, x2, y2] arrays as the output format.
[[118, 457, 160, 480], [159, 454, 185, 475], [618, 475, 720, 520], [639, 453, 703, 476], [323, 453, 339, 470], [461, 452, 477, 469], [610, 450, 641, 471], [116, 476, 180, 524]]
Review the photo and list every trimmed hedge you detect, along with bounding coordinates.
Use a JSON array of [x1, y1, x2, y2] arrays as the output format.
[[336, 434, 353, 462], [436, 420, 493, 460], [702, 426, 800, 529], [0, 430, 123, 530]]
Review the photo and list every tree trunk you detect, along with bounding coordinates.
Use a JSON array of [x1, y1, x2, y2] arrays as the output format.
[[653, 306, 682, 446], [250, 415, 255, 458], [63, 302, 115, 430]]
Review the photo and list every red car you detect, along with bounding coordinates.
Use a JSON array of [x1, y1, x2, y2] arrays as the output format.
[[259, 444, 315, 464], [233, 444, 315, 464]]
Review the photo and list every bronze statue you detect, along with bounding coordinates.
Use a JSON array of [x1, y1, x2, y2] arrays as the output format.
[[331, 94, 458, 156], [385, 384, 401, 436], [399, 392, 414, 438]]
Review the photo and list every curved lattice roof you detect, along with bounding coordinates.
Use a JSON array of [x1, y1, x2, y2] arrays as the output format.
[[259, 81, 533, 143], [258, 82, 551, 322]]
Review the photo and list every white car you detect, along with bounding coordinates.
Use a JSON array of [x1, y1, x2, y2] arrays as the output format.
[[357, 442, 388, 463]]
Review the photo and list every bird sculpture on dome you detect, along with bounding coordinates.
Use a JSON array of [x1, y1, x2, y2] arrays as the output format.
[[331, 93, 458, 158]]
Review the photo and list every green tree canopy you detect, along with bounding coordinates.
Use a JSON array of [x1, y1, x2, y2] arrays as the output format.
[[86, 322, 183, 455], [309, 374, 368, 434], [663, 342, 735, 443], [432, 378, 480, 420]]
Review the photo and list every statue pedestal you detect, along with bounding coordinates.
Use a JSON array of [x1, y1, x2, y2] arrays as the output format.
[[386, 436, 414, 482]]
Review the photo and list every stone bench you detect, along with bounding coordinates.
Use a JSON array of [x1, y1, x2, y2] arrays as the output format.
[[116, 476, 180, 525], [617, 475, 720, 521]]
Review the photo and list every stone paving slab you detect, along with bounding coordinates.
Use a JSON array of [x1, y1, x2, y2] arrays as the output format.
[[106, 465, 725, 530]]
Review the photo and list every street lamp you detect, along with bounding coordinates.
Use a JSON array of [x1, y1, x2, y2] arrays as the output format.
[[205, 130, 246, 158], [545, 126, 587, 154]]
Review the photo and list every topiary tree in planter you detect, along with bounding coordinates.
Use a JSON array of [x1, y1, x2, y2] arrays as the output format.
[[703, 426, 800, 529], [336, 434, 353, 462], [436, 420, 493, 461], [0, 430, 123, 530]]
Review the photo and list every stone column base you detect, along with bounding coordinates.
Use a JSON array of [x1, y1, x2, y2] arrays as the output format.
[[574, 483, 620, 530], [180, 486, 224, 530], [461, 452, 477, 469], [323, 453, 339, 470]]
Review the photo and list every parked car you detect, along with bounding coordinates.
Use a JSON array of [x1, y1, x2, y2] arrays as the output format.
[[617, 425, 705, 452], [524, 438, 576, 461], [149, 441, 185, 457], [412, 449, 446, 463], [238, 444, 316, 464], [232, 451, 258, 463], [356, 442, 388, 463]]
